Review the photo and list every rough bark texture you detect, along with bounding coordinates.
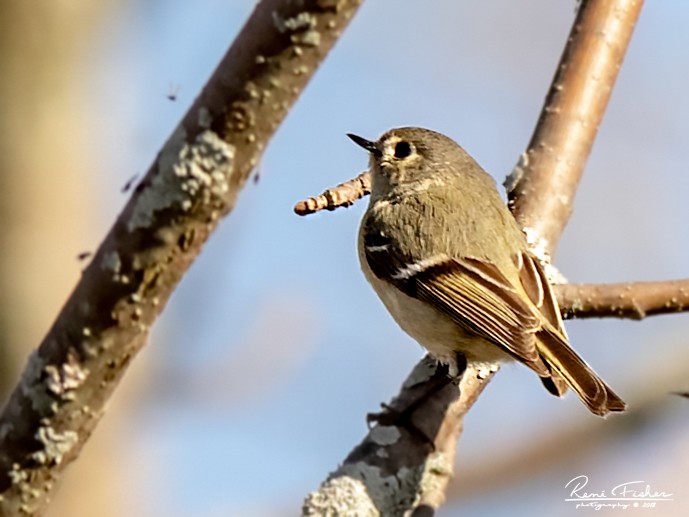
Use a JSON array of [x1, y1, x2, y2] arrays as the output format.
[[303, 358, 497, 516], [0, 1, 363, 514]]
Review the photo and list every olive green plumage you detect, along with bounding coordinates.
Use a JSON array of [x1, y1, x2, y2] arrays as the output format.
[[352, 127, 625, 417]]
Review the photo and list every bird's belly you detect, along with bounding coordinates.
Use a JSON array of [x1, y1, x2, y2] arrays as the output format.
[[366, 274, 512, 366]]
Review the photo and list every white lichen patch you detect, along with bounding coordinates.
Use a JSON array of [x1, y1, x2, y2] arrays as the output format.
[[503, 151, 528, 193], [274, 11, 317, 33], [128, 127, 235, 231], [44, 354, 89, 401], [101, 251, 121, 273], [332, 461, 420, 515], [475, 362, 500, 380], [303, 474, 378, 516], [369, 426, 401, 446], [31, 426, 78, 466], [522, 226, 551, 266], [273, 10, 321, 47], [174, 131, 233, 197], [522, 227, 568, 285], [103, 251, 130, 283], [402, 356, 437, 389], [197, 107, 212, 129], [291, 30, 321, 47], [544, 262, 568, 285], [7, 463, 29, 485]]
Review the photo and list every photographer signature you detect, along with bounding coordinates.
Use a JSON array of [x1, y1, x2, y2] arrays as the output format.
[[565, 475, 673, 510]]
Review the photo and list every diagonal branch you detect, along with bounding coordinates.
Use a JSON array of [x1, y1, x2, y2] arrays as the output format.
[[505, 0, 644, 255], [0, 1, 363, 514], [303, 358, 497, 516]]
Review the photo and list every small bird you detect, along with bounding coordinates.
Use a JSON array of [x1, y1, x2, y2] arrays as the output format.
[[350, 126, 625, 417]]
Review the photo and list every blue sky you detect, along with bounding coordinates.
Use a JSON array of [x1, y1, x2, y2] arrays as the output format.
[[64, 1, 689, 515]]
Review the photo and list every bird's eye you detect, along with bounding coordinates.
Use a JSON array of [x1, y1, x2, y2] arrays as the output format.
[[393, 141, 412, 159]]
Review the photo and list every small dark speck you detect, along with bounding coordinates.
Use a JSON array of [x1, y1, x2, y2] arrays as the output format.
[[167, 83, 180, 101], [77, 251, 92, 261], [672, 391, 689, 399], [122, 173, 140, 193], [253, 165, 262, 184]]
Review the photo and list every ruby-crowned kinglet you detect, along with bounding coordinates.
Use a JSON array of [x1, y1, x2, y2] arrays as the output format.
[[350, 126, 625, 417]]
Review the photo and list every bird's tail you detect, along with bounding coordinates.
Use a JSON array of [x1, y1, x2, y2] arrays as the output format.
[[536, 330, 626, 417]]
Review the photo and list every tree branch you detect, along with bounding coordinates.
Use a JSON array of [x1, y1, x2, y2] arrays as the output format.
[[505, 0, 644, 255], [294, 170, 370, 215], [0, 1, 363, 514], [556, 280, 689, 320], [303, 358, 497, 516]]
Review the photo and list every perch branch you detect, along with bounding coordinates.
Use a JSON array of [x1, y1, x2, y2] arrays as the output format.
[[303, 358, 497, 516], [0, 1, 363, 514]]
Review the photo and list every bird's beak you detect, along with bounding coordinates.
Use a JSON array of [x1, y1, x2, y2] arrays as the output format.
[[347, 133, 382, 157]]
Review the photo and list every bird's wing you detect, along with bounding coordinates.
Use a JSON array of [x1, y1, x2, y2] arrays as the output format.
[[363, 225, 546, 372], [515, 252, 567, 336], [408, 256, 548, 372], [364, 230, 626, 414]]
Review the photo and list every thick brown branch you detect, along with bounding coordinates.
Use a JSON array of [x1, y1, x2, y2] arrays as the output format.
[[505, 0, 644, 255], [0, 1, 363, 514], [556, 280, 689, 320], [303, 358, 497, 516]]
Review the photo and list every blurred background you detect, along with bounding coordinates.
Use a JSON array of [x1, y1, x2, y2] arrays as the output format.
[[1, 1, 688, 515]]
